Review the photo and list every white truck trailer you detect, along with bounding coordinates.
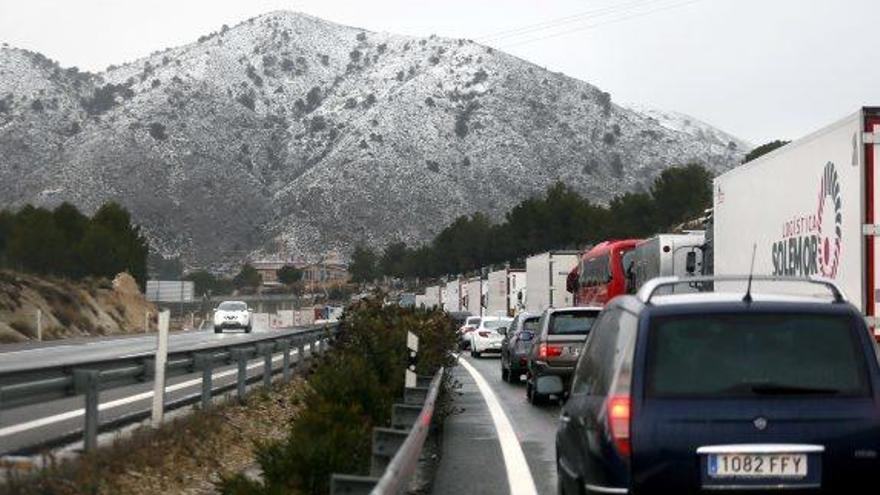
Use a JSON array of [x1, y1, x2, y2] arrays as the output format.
[[464, 276, 484, 316], [525, 251, 580, 313], [422, 285, 441, 309], [486, 269, 509, 316], [444, 279, 462, 312], [713, 107, 880, 334], [631, 232, 705, 293], [508, 269, 527, 315]]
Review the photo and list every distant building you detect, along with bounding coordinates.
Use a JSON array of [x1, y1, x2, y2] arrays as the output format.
[[252, 259, 286, 287], [251, 251, 349, 289], [300, 262, 350, 288]]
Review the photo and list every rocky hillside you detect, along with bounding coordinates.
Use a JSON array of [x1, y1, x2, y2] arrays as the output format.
[[0, 11, 748, 268], [0, 271, 156, 343]]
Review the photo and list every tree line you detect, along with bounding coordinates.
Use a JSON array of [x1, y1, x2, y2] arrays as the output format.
[[350, 163, 714, 282], [0, 202, 149, 285], [184, 263, 304, 297]]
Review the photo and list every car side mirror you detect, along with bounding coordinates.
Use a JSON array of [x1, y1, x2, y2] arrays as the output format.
[[686, 251, 697, 275]]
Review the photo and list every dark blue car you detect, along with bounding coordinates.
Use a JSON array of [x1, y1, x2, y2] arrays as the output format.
[[556, 276, 880, 494]]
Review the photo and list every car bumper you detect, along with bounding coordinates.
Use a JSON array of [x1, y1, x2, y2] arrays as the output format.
[[508, 352, 530, 371], [473, 339, 504, 353], [531, 361, 575, 382], [216, 321, 250, 329]]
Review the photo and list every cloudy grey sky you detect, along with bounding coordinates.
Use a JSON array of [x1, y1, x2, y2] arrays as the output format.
[[0, 0, 875, 144]]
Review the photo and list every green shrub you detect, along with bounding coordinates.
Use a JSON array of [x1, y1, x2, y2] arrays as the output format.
[[218, 298, 456, 495]]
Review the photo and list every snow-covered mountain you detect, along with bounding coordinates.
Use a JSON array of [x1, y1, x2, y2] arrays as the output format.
[[0, 11, 748, 268]]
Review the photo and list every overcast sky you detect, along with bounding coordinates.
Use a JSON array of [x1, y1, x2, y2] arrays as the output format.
[[0, 0, 876, 144]]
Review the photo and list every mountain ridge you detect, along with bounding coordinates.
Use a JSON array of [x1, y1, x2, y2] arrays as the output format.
[[0, 11, 748, 269]]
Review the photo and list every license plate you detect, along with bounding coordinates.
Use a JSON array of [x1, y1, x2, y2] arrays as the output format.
[[708, 454, 807, 478], [569, 346, 580, 356]]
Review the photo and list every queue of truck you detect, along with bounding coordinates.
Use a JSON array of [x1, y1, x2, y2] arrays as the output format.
[[405, 107, 880, 493]]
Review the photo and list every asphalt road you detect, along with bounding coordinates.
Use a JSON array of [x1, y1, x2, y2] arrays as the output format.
[[0, 319, 296, 373], [0, 324, 318, 455], [433, 354, 560, 495]]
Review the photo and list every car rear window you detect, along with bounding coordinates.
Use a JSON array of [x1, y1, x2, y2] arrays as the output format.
[[646, 313, 870, 398], [466, 318, 481, 326], [484, 319, 512, 329], [522, 317, 540, 332], [549, 311, 599, 335]]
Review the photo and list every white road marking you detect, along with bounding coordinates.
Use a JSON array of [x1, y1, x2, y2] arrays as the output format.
[[458, 356, 539, 495], [0, 351, 302, 438]]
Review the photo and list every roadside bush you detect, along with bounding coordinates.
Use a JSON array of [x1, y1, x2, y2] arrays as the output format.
[[218, 297, 456, 495]]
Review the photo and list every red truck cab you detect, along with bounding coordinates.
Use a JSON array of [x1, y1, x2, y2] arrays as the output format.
[[570, 239, 641, 307]]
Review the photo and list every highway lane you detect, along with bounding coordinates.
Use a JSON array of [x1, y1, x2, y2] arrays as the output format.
[[0, 324, 322, 455], [433, 354, 560, 495], [0, 321, 303, 373]]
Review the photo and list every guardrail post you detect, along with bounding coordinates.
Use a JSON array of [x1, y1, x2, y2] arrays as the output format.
[[231, 348, 251, 402], [391, 404, 423, 430], [73, 369, 100, 452], [297, 340, 307, 370], [279, 339, 292, 381], [404, 386, 429, 405], [256, 343, 275, 388], [194, 353, 214, 410], [371, 427, 409, 476], [330, 474, 378, 495]]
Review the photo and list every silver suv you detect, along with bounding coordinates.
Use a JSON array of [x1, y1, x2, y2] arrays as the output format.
[[526, 306, 601, 404]]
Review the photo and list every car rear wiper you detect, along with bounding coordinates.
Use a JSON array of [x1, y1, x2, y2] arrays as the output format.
[[749, 383, 841, 395]]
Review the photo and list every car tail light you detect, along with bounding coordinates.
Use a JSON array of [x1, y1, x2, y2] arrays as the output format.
[[537, 343, 562, 359], [607, 395, 631, 457], [478, 331, 491, 338]]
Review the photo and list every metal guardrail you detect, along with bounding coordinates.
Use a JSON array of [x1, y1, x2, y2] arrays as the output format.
[[330, 368, 444, 495], [0, 323, 338, 453]]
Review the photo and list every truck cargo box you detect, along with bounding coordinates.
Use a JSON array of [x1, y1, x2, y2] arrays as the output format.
[[525, 251, 580, 313], [714, 107, 880, 333]]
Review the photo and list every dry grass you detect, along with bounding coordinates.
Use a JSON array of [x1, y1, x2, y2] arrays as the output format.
[[2, 378, 308, 495]]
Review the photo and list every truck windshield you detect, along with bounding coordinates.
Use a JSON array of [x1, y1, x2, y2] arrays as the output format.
[[646, 313, 870, 398]]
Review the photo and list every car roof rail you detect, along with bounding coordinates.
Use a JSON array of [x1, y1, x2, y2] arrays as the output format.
[[637, 275, 846, 305]]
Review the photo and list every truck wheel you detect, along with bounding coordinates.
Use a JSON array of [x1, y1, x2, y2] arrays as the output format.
[[245, 325, 252, 334]]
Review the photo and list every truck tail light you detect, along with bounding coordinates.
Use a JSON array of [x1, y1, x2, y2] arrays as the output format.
[[538, 343, 562, 359], [607, 395, 631, 457]]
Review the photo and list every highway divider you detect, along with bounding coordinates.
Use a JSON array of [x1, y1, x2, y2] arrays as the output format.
[[0, 323, 338, 454], [330, 368, 444, 495]]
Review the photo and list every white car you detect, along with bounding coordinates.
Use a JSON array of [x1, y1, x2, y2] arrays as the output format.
[[213, 301, 252, 333], [470, 316, 513, 358], [458, 316, 482, 349]]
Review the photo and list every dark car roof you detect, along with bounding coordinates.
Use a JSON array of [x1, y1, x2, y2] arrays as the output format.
[[613, 294, 863, 320]]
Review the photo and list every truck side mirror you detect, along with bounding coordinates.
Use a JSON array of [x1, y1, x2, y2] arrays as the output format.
[[566, 271, 579, 293], [686, 251, 697, 275]]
